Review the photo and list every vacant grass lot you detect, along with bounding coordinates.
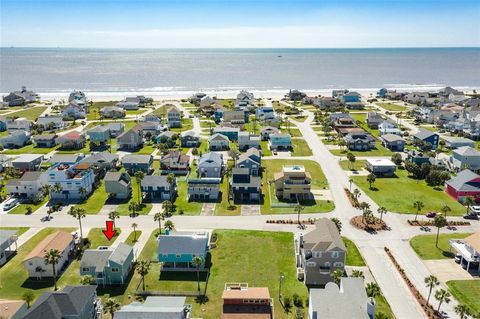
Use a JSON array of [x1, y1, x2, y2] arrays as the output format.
[[343, 237, 366, 266], [377, 103, 407, 112], [291, 139, 312, 156], [3, 143, 59, 155], [330, 141, 393, 157], [339, 159, 367, 171], [87, 101, 119, 120], [0, 227, 75, 301], [174, 181, 203, 215], [6, 106, 47, 121], [410, 233, 472, 260], [87, 228, 122, 249], [170, 118, 194, 133], [124, 230, 142, 246], [352, 168, 465, 216], [74, 182, 110, 214], [116, 178, 152, 216], [447, 280, 480, 314]]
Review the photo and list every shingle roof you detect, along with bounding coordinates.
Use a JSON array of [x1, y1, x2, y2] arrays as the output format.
[[446, 169, 480, 192], [381, 134, 404, 143], [302, 218, 346, 252], [88, 125, 110, 133], [453, 146, 480, 157], [24, 231, 73, 261], [50, 153, 84, 164], [80, 243, 133, 272], [80, 152, 118, 165], [141, 175, 169, 188], [157, 232, 208, 256], [198, 152, 223, 166], [122, 154, 152, 164], [414, 129, 437, 140]]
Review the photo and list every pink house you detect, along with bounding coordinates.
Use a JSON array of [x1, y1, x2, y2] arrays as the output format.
[[445, 169, 480, 203]]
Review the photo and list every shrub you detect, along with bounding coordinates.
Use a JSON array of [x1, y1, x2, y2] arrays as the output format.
[[292, 293, 303, 307], [283, 296, 292, 309]]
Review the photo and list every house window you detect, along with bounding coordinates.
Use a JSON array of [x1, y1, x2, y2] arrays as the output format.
[[176, 254, 181, 258], [82, 267, 90, 272], [334, 262, 344, 267], [306, 261, 316, 267], [331, 251, 340, 258], [313, 251, 322, 258], [111, 268, 119, 273]]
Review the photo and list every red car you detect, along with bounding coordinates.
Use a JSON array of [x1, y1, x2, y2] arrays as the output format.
[[426, 211, 437, 218]]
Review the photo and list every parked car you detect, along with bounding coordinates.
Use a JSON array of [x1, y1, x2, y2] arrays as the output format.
[[426, 211, 437, 218], [468, 206, 480, 215], [454, 253, 462, 264], [3, 198, 19, 211], [463, 214, 479, 220]]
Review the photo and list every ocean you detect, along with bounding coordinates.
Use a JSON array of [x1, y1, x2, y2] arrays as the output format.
[[1, 48, 479, 98]]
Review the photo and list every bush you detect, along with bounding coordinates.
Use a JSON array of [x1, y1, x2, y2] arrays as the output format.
[[283, 296, 292, 309], [293, 293, 303, 307]]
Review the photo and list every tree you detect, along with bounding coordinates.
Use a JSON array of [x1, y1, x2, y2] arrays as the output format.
[[455, 304, 472, 319], [332, 269, 343, 286], [434, 215, 447, 248], [22, 290, 34, 307], [426, 170, 450, 187], [338, 139, 347, 152], [347, 152, 356, 170], [44, 249, 62, 290], [365, 282, 380, 298], [26, 206, 33, 215], [192, 256, 205, 295], [79, 186, 88, 200], [68, 207, 86, 240], [377, 206, 387, 223], [134, 171, 145, 205], [162, 200, 172, 216], [135, 260, 151, 291], [294, 203, 304, 224], [132, 223, 138, 241], [375, 312, 390, 319], [154, 212, 165, 234], [348, 178, 353, 192], [40, 184, 53, 202], [434, 289, 451, 313], [80, 275, 95, 285], [104, 298, 120, 318], [366, 173, 376, 190], [424, 275, 439, 305], [413, 200, 424, 222], [353, 188, 361, 201], [46, 208, 53, 221], [440, 204, 451, 217], [166, 173, 175, 189], [464, 196, 475, 214], [391, 153, 403, 166], [228, 148, 240, 162], [108, 210, 120, 229], [351, 269, 364, 278], [224, 166, 233, 205], [330, 217, 342, 233], [164, 220, 175, 231], [128, 201, 137, 217], [52, 183, 63, 197]]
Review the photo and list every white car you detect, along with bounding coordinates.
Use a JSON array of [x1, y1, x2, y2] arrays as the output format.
[[3, 198, 19, 211], [469, 206, 480, 215]]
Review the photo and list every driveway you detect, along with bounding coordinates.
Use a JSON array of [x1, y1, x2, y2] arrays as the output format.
[[241, 205, 260, 216], [423, 259, 479, 282]]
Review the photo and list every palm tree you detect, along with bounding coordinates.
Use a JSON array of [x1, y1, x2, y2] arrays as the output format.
[[128, 201, 137, 217], [22, 290, 34, 308], [330, 217, 342, 233], [351, 269, 364, 278], [377, 206, 387, 223], [162, 200, 172, 217], [413, 200, 424, 222], [365, 282, 380, 298], [154, 212, 165, 234], [166, 173, 175, 194], [434, 215, 447, 248], [40, 184, 53, 202], [134, 171, 145, 205], [294, 203, 304, 224], [135, 260, 150, 291], [455, 304, 472, 319], [464, 196, 475, 214], [68, 207, 86, 240], [78, 187, 87, 201], [424, 275, 439, 305], [434, 289, 451, 313], [164, 220, 175, 231], [46, 208, 53, 221], [348, 178, 353, 191], [346, 153, 356, 170], [44, 249, 62, 290], [52, 183, 63, 198], [104, 298, 120, 318], [440, 204, 451, 217], [192, 256, 205, 295], [224, 166, 232, 205], [108, 211, 120, 229], [132, 223, 138, 241], [332, 269, 343, 286], [375, 312, 390, 319], [353, 188, 361, 201], [366, 173, 376, 190], [80, 275, 95, 285]]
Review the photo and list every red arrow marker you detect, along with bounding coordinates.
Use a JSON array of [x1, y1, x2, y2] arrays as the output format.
[[102, 220, 116, 241]]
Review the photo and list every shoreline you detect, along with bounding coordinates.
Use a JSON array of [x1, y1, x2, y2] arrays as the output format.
[[2, 85, 478, 102]]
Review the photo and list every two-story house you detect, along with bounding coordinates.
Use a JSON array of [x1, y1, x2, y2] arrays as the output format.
[[100, 106, 126, 118], [141, 175, 176, 200], [157, 231, 209, 270], [181, 131, 200, 147], [187, 178, 221, 201], [104, 171, 132, 199], [87, 125, 111, 147], [160, 150, 190, 172], [297, 218, 347, 286], [212, 127, 240, 141], [378, 119, 401, 136], [344, 133, 375, 151], [197, 152, 223, 178], [117, 129, 143, 150], [37, 116, 65, 131], [122, 154, 153, 174], [208, 133, 229, 151], [238, 132, 260, 151], [450, 146, 480, 172], [167, 106, 182, 128], [6, 117, 32, 132], [47, 162, 95, 200], [413, 129, 439, 150], [80, 243, 134, 286], [236, 148, 261, 176], [269, 133, 292, 151], [11, 154, 43, 171], [7, 171, 46, 200], [23, 231, 75, 279], [260, 126, 279, 140], [0, 131, 30, 149], [56, 131, 86, 150], [274, 165, 312, 200], [230, 168, 262, 202], [33, 133, 57, 148]]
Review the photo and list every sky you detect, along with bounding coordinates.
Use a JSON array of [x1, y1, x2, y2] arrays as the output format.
[[1, 0, 479, 48]]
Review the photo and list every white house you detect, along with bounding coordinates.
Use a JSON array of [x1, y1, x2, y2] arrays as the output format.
[[7, 171, 46, 200], [6, 117, 32, 132]]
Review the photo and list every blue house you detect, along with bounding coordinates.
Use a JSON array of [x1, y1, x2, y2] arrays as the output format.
[[87, 125, 110, 146], [122, 154, 153, 174], [214, 107, 227, 123], [377, 88, 388, 98], [340, 91, 361, 103], [269, 133, 292, 151], [407, 150, 430, 165], [413, 129, 439, 150], [140, 175, 176, 200], [157, 232, 209, 270], [80, 243, 134, 286], [213, 127, 240, 141], [236, 148, 261, 176], [0, 117, 7, 132]]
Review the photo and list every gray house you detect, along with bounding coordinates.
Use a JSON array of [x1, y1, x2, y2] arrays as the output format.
[[230, 168, 262, 203], [11, 154, 43, 171], [451, 146, 480, 172], [37, 116, 65, 130], [122, 154, 153, 174], [309, 278, 375, 319], [117, 129, 143, 150], [33, 134, 57, 148], [380, 133, 406, 152], [0, 131, 30, 148], [23, 285, 99, 319], [443, 136, 475, 149], [0, 230, 18, 266], [366, 112, 383, 129], [49, 153, 85, 165], [79, 152, 119, 170], [141, 175, 176, 200], [181, 131, 200, 147], [296, 218, 346, 286], [236, 148, 261, 176], [187, 178, 221, 201], [260, 126, 279, 140], [104, 171, 132, 199], [365, 158, 396, 177], [208, 133, 229, 151], [115, 296, 191, 319], [197, 152, 223, 178]]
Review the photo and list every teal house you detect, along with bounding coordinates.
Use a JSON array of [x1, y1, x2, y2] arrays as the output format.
[[80, 243, 134, 285], [87, 125, 110, 147], [212, 127, 240, 141], [269, 133, 292, 151], [157, 232, 209, 270]]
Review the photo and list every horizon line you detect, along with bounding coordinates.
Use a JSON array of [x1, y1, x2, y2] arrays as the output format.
[[1, 46, 480, 50]]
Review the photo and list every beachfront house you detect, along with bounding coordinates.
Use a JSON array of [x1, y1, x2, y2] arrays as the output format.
[[157, 231, 209, 270], [3, 86, 39, 106], [80, 243, 134, 285], [256, 106, 275, 121], [343, 132, 375, 151], [449, 232, 480, 272], [378, 119, 401, 136], [443, 136, 476, 149], [366, 112, 384, 129], [79, 152, 119, 170], [87, 125, 111, 147], [23, 231, 75, 279], [62, 102, 86, 119]]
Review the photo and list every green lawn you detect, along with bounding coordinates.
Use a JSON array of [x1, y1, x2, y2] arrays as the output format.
[[170, 118, 194, 133], [259, 140, 272, 156], [375, 293, 395, 319], [281, 128, 303, 138], [261, 159, 334, 214], [6, 106, 47, 121], [0, 227, 75, 301], [126, 109, 148, 116], [409, 233, 472, 260], [352, 168, 466, 216], [3, 143, 59, 155], [0, 227, 29, 236], [87, 101, 119, 120], [291, 139, 312, 156], [116, 179, 152, 216], [215, 175, 240, 216], [377, 103, 407, 112], [447, 280, 480, 314], [124, 230, 142, 246], [339, 160, 366, 171], [9, 197, 48, 215], [74, 181, 109, 214], [87, 228, 122, 249], [130, 143, 157, 155], [343, 237, 366, 266], [174, 181, 203, 215], [330, 141, 393, 157]]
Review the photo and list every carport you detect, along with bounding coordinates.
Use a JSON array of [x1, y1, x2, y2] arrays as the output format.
[[449, 233, 480, 272]]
